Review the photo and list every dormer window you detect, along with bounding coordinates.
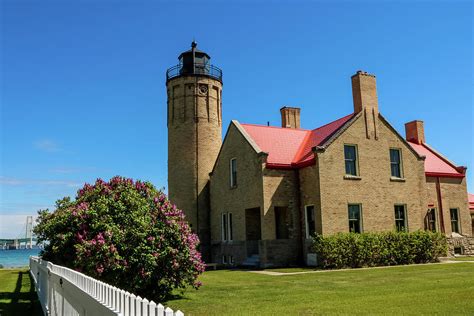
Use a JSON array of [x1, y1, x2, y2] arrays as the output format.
[[230, 158, 237, 188]]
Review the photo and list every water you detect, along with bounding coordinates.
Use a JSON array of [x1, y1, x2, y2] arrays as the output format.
[[0, 248, 41, 268]]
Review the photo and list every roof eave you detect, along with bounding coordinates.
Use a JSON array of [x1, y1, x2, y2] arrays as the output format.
[[232, 120, 263, 154], [425, 172, 465, 179]]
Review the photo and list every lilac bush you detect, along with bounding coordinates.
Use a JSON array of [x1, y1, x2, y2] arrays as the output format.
[[34, 176, 205, 300]]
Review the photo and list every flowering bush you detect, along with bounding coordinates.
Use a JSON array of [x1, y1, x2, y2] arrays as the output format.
[[34, 176, 205, 300]]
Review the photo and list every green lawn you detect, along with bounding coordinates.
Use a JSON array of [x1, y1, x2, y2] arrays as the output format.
[[166, 263, 474, 315], [450, 256, 474, 261], [0, 269, 42, 316]]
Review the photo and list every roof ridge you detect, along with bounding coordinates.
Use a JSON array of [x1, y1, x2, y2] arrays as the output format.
[[311, 113, 354, 132], [240, 123, 310, 131]]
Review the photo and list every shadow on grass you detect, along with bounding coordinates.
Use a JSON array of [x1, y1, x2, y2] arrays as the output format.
[[0, 271, 42, 316]]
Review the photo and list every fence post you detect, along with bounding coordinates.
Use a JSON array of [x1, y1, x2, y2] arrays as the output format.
[[148, 300, 157, 316], [130, 294, 136, 316], [175, 311, 184, 316], [136, 295, 143, 316], [164, 307, 174, 316], [142, 298, 149, 316], [124, 292, 131, 316], [157, 303, 165, 316]]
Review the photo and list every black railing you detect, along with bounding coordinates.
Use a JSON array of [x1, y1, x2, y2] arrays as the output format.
[[166, 63, 223, 82]]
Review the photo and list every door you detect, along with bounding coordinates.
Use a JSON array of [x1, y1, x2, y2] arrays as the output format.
[[245, 207, 261, 256]]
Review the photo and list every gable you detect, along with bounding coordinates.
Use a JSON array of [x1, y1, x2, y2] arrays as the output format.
[[240, 114, 355, 169], [210, 120, 263, 176]]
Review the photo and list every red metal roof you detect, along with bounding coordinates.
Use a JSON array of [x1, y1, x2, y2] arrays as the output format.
[[240, 114, 354, 169], [407, 142, 464, 178], [240, 114, 464, 177], [469, 193, 474, 211]]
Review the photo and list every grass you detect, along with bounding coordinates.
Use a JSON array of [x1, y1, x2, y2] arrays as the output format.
[[450, 256, 474, 261], [264, 267, 318, 273], [0, 269, 42, 316], [166, 263, 474, 315]]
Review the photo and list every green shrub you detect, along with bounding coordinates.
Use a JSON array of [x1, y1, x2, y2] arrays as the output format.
[[34, 176, 205, 300], [312, 231, 447, 269]]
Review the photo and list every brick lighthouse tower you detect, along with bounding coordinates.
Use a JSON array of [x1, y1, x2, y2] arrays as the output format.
[[166, 42, 223, 259]]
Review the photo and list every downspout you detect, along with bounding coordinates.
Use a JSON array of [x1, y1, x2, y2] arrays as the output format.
[[435, 177, 445, 234], [295, 169, 305, 265]]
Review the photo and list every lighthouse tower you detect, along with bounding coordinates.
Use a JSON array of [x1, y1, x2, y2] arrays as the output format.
[[166, 42, 223, 258]]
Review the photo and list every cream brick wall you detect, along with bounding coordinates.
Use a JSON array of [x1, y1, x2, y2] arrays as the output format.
[[312, 114, 428, 235], [261, 168, 300, 240], [425, 177, 471, 236], [209, 123, 264, 243]]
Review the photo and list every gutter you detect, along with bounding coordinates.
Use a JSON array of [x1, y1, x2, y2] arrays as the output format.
[[435, 177, 446, 234]]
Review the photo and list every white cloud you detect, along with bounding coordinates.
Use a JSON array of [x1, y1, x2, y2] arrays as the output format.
[[0, 176, 82, 188], [34, 139, 60, 152], [49, 166, 96, 174]]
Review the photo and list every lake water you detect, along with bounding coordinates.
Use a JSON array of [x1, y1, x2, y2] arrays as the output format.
[[0, 248, 41, 268]]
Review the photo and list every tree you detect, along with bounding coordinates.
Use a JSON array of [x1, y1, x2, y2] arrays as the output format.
[[34, 176, 205, 300]]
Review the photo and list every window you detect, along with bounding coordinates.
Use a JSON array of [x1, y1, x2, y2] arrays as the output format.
[[275, 206, 289, 239], [394, 204, 407, 232], [426, 208, 437, 232], [221, 212, 233, 241], [450, 208, 460, 233], [230, 158, 237, 188], [390, 148, 403, 178], [344, 145, 358, 176], [305, 205, 315, 238], [348, 204, 362, 233], [222, 255, 227, 264]]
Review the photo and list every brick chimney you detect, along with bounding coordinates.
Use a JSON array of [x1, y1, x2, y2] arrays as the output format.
[[280, 106, 301, 129], [352, 70, 378, 114], [405, 120, 425, 144], [351, 71, 379, 139]]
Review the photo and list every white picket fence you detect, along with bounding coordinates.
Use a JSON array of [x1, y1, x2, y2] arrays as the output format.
[[29, 256, 184, 316]]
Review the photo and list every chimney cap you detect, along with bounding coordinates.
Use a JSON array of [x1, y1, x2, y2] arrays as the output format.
[[352, 70, 376, 78], [280, 106, 301, 111], [405, 120, 424, 124]]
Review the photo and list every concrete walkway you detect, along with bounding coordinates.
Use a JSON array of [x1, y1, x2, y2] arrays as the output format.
[[250, 260, 474, 276]]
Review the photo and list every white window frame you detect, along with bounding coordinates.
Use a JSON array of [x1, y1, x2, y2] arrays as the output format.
[[230, 158, 237, 188], [394, 204, 408, 232], [427, 208, 438, 232], [348, 204, 363, 233], [344, 144, 359, 176], [221, 212, 233, 241], [450, 208, 461, 234], [305, 205, 315, 238], [389, 148, 404, 178]]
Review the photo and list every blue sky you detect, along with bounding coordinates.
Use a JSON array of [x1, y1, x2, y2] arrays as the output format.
[[1, 1, 472, 238]]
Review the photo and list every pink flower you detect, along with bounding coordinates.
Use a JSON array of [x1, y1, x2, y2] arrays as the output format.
[[96, 264, 104, 274]]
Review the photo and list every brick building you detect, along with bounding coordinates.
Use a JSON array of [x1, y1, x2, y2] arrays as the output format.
[[166, 43, 473, 267]]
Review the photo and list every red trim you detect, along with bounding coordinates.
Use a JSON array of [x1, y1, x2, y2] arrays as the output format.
[[266, 159, 316, 170], [425, 172, 464, 178], [292, 159, 316, 169], [265, 163, 294, 170]]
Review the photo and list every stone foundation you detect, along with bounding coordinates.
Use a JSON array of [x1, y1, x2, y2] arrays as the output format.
[[447, 237, 474, 256]]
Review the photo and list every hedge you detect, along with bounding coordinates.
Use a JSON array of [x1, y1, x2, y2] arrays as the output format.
[[312, 231, 447, 269]]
